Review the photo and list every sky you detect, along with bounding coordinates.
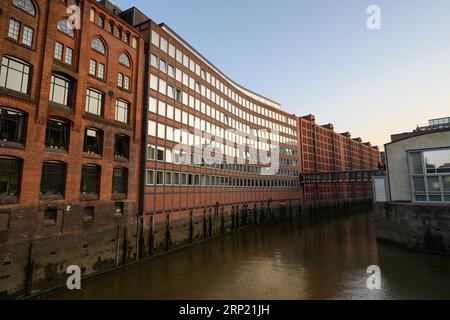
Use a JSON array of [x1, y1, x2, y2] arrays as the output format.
[[115, 0, 450, 149]]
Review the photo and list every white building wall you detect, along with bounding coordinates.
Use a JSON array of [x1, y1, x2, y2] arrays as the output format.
[[386, 131, 450, 201]]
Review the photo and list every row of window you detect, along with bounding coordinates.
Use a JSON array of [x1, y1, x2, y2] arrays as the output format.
[[90, 8, 137, 49], [151, 29, 294, 123], [149, 71, 296, 141], [147, 145, 299, 177], [145, 169, 300, 188], [0, 157, 128, 199], [8, 18, 34, 47], [149, 97, 297, 157], [0, 107, 130, 158], [0, 55, 132, 123]]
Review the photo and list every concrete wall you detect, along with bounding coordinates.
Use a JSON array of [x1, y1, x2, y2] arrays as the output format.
[[374, 202, 450, 254], [385, 131, 450, 201]]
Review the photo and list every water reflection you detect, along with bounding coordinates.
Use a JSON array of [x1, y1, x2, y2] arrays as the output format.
[[51, 210, 450, 300]]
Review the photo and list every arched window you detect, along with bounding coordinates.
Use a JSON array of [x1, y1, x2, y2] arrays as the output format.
[[57, 19, 74, 37], [119, 53, 131, 68], [91, 38, 106, 54], [12, 0, 36, 16]]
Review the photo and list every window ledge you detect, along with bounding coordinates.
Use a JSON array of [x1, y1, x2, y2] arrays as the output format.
[[83, 153, 102, 160], [40, 194, 64, 201], [114, 156, 129, 163], [0, 141, 25, 150], [81, 194, 100, 201], [112, 194, 127, 201], [48, 102, 74, 114], [0, 87, 36, 104], [44, 147, 69, 154], [0, 195, 19, 205]]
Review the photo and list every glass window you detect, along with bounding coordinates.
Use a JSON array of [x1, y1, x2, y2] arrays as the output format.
[[85, 88, 104, 116], [91, 38, 106, 54], [8, 19, 20, 41], [147, 145, 155, 160], [0, 107, 26, 144], [45, 119, 69, 150], [40, 162, 66, 197], [55, 42, 64, 61], [12, 0, 36, 15], [112, 167, 128, 195], [81, 165, 101, 195], [118, 73, 123, 87], [165, 171, 172, 186], [89, 59, 97, 76], [114, 135, 129, 159], [0, 157, 22, 197], [22, 26, 34, 47], [115, 100, 129, 123], [424, 149, 450, 174], [173, 172, 180, 185], [83, 128, 103, 155], [157, 147, 164, 161], [124, 76, 130, 91], [156, 171, 164, 185], [97, 63, 105, 79], [49, 75, 71, 106], [119, 53, 131, 68], [64, 47, 73, 65], [0, 56, 31, 94], [146, 170, 154, 185]]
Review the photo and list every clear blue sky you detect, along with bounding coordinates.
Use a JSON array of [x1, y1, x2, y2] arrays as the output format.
[[115, 0, 450, 148]]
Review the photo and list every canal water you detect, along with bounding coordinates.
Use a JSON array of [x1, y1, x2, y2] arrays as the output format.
[[51, 209, 450, 300]]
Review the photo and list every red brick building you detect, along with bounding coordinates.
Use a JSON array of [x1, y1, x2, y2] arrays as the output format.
[[0, 0, 144, 296]]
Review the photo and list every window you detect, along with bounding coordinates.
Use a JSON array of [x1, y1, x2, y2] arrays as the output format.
[[156, 171, 164, 185], [147, 145, 156, 160], [45, 119, 69, 150], [98, 16, 105, 28], [114, 135, 129, 159], [83, 127, 103, 155], [49, 75, 71, 106], [64, 47, 73, 65], [84, 207, 95, 222], [173, 172, 180, 185], [165, 171, 172, 186], [22, 26, 34, 47], [119, 53, 131, 68], [97, 63, 105, 79], [8, 19, 20, 41], [12, 0, 36, 16], [409, 149, 450, 203], [157, 147, 164, 162], [124, 76, 130, 91], [0, 56, 31, 94], [40, 161, 66, 197], [57, 19, 74, 37], [0, 107, 26, 144], [44, 208, 57, 224], [115, 202, 124, 215], [118, 73, 123, 87], [115, 100, 129, 123], [107, 21, 113, 33], [112, 167, 128, 195], [85, 88, 104, 116], [91, 38, 106, 54], [0, 157, 22, 197], [81, 165, 101, 196], [89, 59, 97, 75], [55, 42, 64, 60], [146, 170, 154, 185]]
